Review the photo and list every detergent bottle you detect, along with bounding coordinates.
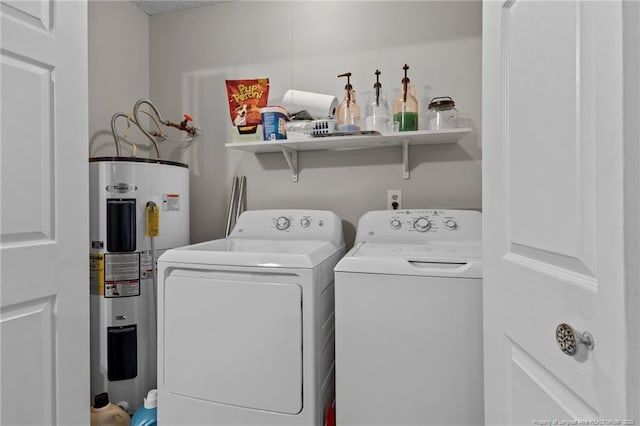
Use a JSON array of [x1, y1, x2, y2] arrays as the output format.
[[393, 64, 419, 131], [90, 393, 131, 426], [131, 389, 157, 426]]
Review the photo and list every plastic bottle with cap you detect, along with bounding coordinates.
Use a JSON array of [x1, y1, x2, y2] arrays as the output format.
[[90, 392, 131, 426], [131, 390, 157, 426]]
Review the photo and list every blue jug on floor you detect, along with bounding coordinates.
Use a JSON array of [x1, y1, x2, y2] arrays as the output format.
[[131, 390, 157, 426]]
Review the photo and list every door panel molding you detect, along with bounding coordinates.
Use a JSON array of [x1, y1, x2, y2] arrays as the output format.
[[0, 49, 55, 245], [1, 296, 56, 425], [501, 1, 597, 284], [505, 245, 597, 291], [509, 339, 598, 421], [1, 0, 53, 33]]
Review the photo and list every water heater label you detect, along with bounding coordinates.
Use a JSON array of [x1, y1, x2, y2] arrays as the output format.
[[104, 253, 140, 298], [140, 249, 168, 279], [163, 193, 180, 211], [90, 253, 105, 295]]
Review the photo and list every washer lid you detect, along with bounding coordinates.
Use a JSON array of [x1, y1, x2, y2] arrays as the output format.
[[159, 238, 342, 269], [335, 242, 482, 278], [354, 241, 481, 262]]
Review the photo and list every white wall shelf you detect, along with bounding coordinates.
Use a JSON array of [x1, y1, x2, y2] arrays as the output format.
[[225, 128, 472, 182]]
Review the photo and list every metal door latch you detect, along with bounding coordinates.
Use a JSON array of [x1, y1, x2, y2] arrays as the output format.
[[556, 323, 594, 356]]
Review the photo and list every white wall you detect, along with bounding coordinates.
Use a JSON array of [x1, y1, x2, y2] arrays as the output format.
[[148, 1, 482, 246], [89, 1, 149, 158]]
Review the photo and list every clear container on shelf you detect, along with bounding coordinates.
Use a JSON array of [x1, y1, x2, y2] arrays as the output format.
[[426, 96, 459, 130]]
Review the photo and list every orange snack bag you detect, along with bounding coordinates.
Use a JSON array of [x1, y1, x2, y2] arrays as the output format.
[[225, 78, 270, 133]]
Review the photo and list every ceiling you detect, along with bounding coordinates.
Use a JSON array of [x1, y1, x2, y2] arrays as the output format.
[[130, 1, 227, 16]]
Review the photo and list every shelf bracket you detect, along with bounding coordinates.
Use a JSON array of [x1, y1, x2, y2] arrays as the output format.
[[402, 139, 410, 179], [280, 146, 298, 182]]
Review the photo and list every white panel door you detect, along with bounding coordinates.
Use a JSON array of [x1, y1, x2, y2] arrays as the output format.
[[483, 0, 638, 423], [1, 1, 89, 424]]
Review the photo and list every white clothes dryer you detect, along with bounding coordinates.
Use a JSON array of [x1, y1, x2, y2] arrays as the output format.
[[157, 210, 345, 426], [334, 209, 483, 426]]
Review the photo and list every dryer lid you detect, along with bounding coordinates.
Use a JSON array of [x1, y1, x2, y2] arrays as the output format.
[[159, 238, 342, 269]]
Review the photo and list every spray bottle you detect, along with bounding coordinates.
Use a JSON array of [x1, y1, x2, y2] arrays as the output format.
[[393, 64, 419, 131], [336, 72, 361, 131]]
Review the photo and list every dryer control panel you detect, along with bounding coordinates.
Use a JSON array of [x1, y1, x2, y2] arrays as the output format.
[[229, 209, 344, 247], [354, 209, 481, 243]]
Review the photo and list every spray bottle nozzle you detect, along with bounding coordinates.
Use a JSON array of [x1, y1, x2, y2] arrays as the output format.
[[402, 64, 410, 103], [373, 69, 382, 107], [338, 72, 354, 105], [337, 72, 353, 91]]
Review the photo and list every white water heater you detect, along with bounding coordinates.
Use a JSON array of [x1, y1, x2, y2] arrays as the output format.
[[89, 157, 189, 412]]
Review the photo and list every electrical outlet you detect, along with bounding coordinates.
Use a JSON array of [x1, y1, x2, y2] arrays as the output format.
[[387, 190, 402, 210]]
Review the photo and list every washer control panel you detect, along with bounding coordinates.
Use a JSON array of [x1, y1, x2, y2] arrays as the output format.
[[387, 210, 459, 234], [356, 209, 481, 243]]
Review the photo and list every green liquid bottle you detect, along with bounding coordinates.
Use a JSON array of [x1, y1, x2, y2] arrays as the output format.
[[394, 111, 418, 131], [393, 64, 419, 132]]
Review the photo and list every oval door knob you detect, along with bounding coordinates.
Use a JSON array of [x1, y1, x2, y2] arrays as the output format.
[[556, 323, 594, 356]]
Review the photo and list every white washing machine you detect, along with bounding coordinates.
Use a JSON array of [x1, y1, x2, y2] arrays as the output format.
[[157, 210, 345, 425], [334, 209, 483, 426]]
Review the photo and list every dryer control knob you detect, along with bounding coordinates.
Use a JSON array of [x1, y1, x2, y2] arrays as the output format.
[[276, 216, 291, 230], [444, 220, 458, 230], [390, 219, 402, 230], [300, 218, 311, 228], [413, 217, 431, 233]]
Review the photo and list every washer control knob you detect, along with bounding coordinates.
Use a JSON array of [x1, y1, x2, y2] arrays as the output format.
[[444, 220, 458, 230], [275, 216, 291, 231], [413, 217, 431, 233], [300, 218, 311, 228], [390, 219, 402, 230]]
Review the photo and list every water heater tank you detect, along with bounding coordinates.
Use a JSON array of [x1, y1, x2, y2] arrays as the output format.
[[89, 157, 189, 412]]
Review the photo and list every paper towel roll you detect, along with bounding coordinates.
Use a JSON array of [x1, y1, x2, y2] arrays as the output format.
[[281, 89, 339, 119]]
